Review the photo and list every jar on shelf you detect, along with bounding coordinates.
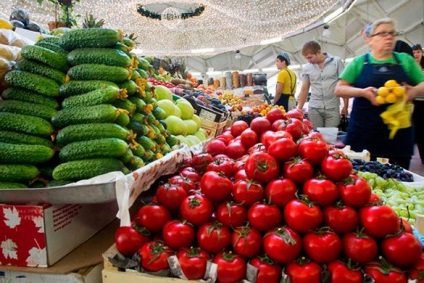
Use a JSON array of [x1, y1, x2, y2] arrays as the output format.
[[232, 71, 240, 88], [219, 77, 226, 89], [239, 74, 247, 87], [213, 78, 220, 89], [246, 73, 253, 86]]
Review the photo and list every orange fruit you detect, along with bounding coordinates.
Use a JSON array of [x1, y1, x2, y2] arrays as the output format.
[[377, 87, 389, 97], [392, 86, 405, 97], [384, 80, 399, 88], [385, 94, 397, 103], [375, 95, 386, 104]]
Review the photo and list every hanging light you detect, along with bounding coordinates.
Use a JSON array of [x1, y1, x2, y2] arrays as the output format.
[[235, 50, 241, 59], [322, 24, 331, 38]]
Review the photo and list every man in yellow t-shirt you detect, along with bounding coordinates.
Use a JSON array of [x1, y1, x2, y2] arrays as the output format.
[[274, 52, 297, 111]]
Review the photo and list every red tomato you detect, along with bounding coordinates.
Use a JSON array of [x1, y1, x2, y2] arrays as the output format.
[[338, 175, 372, 207], [261, 130, 293, 148], [285, 109, 304, 120], [139, 240, 173, 272], [282, 158, 314, 185], [216, 202, 247, 227], [169, 175, 196, 193], [323, 204, 358, 234], [248, 203, 282, 232], [285, 260, 322, 283], [271, 119, 287, 131], [231, 225, 262, 258], [302, 178, 338, 207], [284, 199, 323, 233], [359, 204, 399, 238], [199, 171, 233, 202], [134, 203, 171, 234], [191, 153, 213, 174], [321, 150, 353, 181], [250, 256, 282, 283], [382, 230, 422, 267], [115, 225, 150, 257], [234, 169, 247, 182], [342, 231, 378, 264], [263, 226, 302, 264], [177, 247, 211, 280], [240, 128, 259, 149], [232, 179, 264, 207], [279, 118, 304, 141], [266, 107, 285, 124], [180, 194, 214, 226], [245, 152, 280, 183], [302, 118, 314, 131], [265, 178, 297, 208], [206, 139, 227, 156], [225, 141, 246, 160], [197, 222, 231, 254], [307, 131, 324, 140], [303, 230, 342, 263], [213, 252, 247, 283], [408, 253, 424, 282], [162, 220, 195, 250], [364, 261, 408, 283], [398, 218, 413, 234], [250, 117, 272, 135], [327, 261, 363, 283], [206, 157, 235, 178], [156, 182, 187, 211], [267, 138, 298, 162], [298, 137, 329, 165], [231, 120, 249, 137], [248, 143, 266, 154], [180, 167, 201, 183]]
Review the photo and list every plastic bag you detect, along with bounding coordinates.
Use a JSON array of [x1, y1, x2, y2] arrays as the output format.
[[338, 115, 349, 132], [380, 98, 413, 139], [0, 43, 21, 61], [0, 29, 33, 47]]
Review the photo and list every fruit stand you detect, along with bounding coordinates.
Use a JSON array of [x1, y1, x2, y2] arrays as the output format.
[[0, 11, 424, 283]]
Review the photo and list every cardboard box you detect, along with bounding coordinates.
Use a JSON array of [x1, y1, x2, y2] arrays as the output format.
[[0, 201, 118, 267]]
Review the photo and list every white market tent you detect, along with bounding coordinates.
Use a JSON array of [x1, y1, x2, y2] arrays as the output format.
[[1, 0, 423, 88]]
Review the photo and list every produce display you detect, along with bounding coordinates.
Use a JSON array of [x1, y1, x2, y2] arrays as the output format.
[[352, 159, 414, 182], [112, 107, 423, 282]]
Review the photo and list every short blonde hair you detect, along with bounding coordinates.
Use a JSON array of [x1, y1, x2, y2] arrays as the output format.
[[365, 18, 397, 38]]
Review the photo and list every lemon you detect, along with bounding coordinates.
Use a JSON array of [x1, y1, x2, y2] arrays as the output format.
[[392, 86, 405, 97], [376, 95, 386, 104], [385, 94, 397, 103], [384, 80, 399, 88], [377, 87, 389, 97]]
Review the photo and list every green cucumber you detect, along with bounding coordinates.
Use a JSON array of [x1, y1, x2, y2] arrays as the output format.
[[60, 28, 122, 51], [1, 87, 59, 109], [21, 44, 68, 71], [0, 142, 55, 164], [59, 80, 118, 97], [67, 48, 131, 67], [119, 80, 139, 96], [51, 104, 121, 128], [59, 138, 128, 162], [0, 131, 53, 148], [0, 112, 54, 138], [4, 70, 60, 97], [62, 86, 125, 108], [0, 164, 40, 182], [56, 123, 131, 146], [112, 99, 137, 115], [52, 158, 126, 181], [0, 100, 57, 121], [67, 64, 130, 83], [0, 182, 28, 189], [35, 40, 68, 56], [16, 59, 66, 84]]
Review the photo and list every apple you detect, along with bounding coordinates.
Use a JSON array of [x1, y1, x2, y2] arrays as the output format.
[[155, 85, 173, 100], [184, 119, 199, 135], [157, 99, 176, 118], [165, 115, 187, 135], [186, 135, 201, 146], [176, 99, 195, 120], [175, 135, 189, 146], [173, 105, 182, 118], [191, 114, 201, 128], [194, 129, 207, 141]]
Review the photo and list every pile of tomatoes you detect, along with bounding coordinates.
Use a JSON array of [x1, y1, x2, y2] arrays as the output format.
[[115, 107, 423, 283]]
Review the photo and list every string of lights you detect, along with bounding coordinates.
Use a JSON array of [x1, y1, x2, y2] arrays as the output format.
[[0, 0, 349, 56]]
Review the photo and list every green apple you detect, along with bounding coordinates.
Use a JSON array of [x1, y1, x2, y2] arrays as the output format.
[[165, 115, 187, 135], [191, 114, 201, 128], [194, 129, 207, 141], [175, 135, 189, 146], [186, 135, 202, 146], [155, 85, 173, 101], [173, 105, 182, 118], [157, 99, 176, 118], [176, 99, 195, 120], [184, 119, 199, 135]]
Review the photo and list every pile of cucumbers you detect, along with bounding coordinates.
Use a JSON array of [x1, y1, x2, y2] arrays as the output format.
[[0, 28, 177, 188]]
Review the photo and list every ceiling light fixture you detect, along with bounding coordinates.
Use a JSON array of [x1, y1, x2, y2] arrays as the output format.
[[235, 50, 241, 59], [322, 24, 331, 38]]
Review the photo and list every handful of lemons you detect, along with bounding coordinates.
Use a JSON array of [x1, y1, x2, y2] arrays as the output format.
[[375, 80, 405, 104]]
